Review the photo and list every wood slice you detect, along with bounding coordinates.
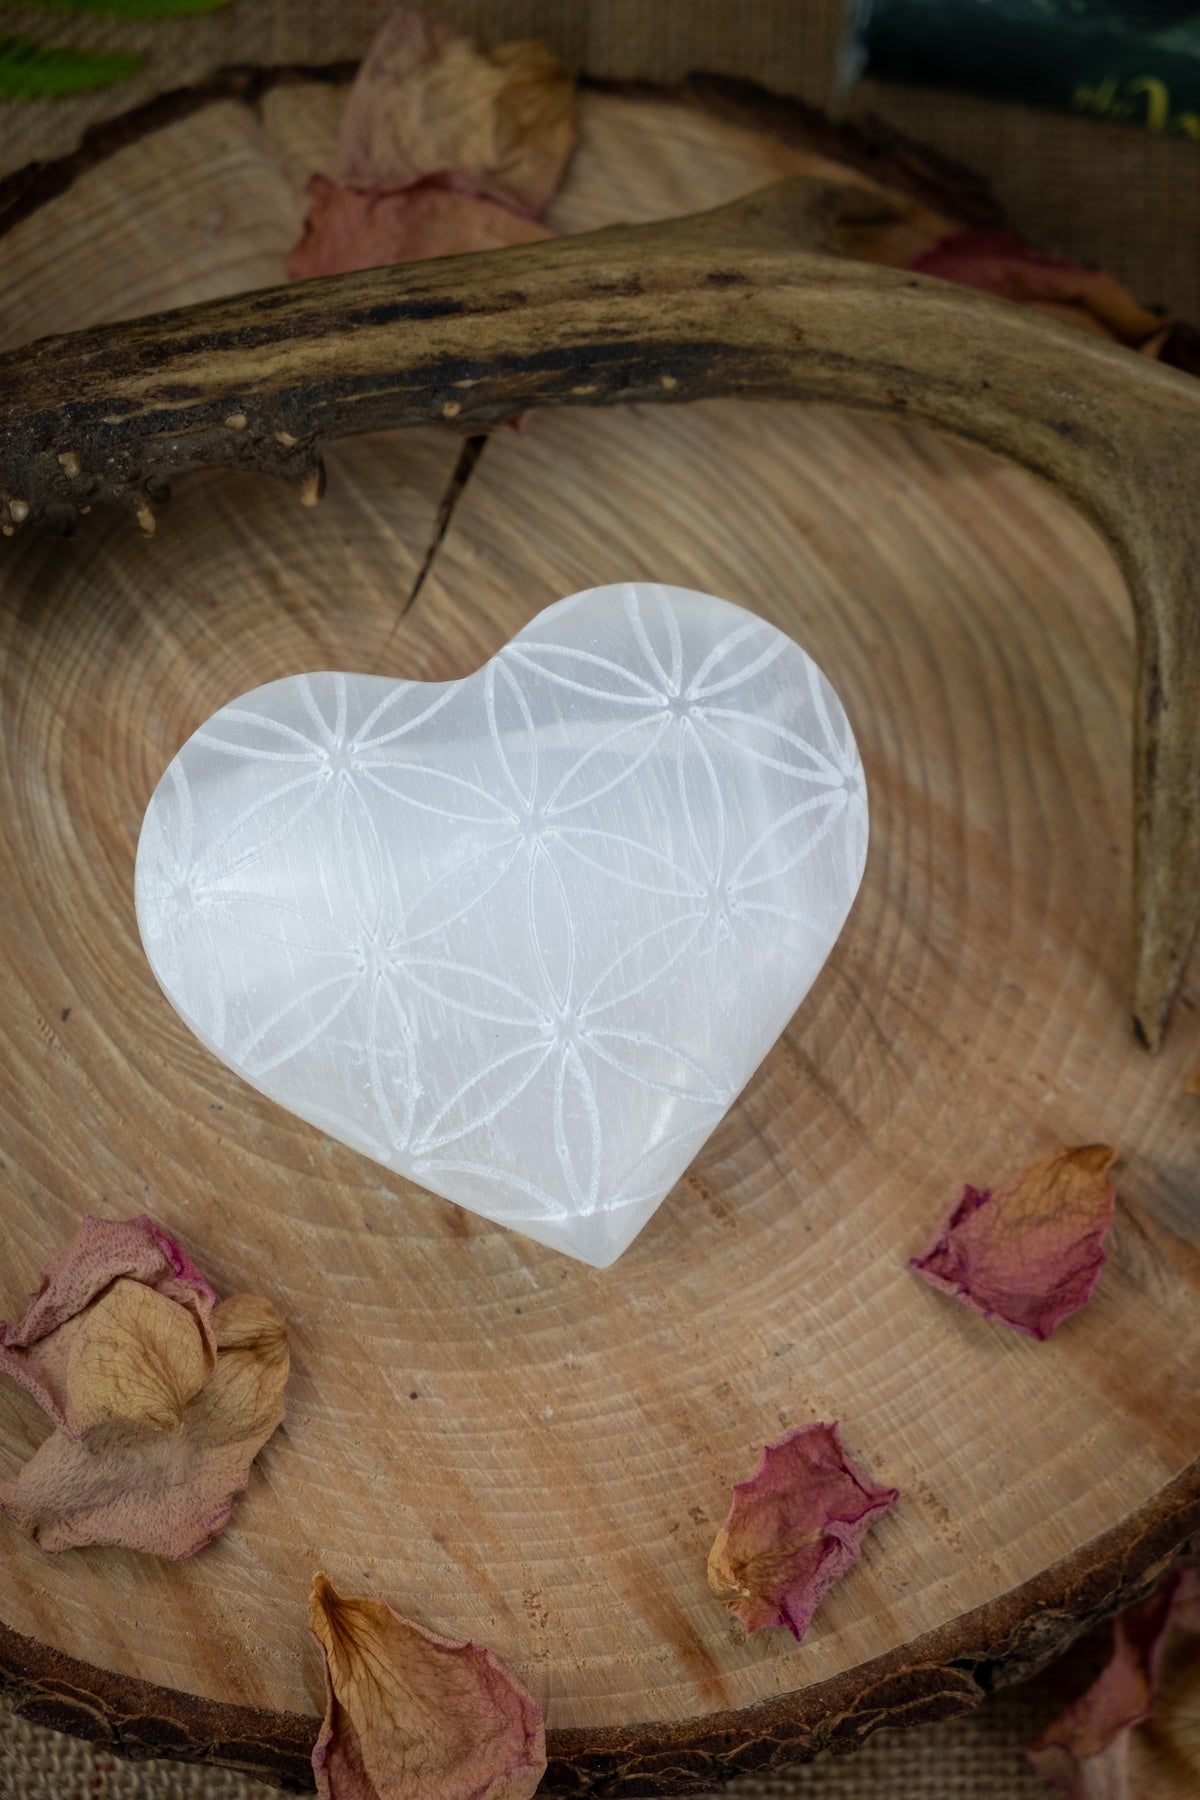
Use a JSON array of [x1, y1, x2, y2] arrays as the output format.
[[2, 78, 1200, 1796]]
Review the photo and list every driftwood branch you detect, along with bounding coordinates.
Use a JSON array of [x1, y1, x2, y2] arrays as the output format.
[[1, 177, 1197, 1048]]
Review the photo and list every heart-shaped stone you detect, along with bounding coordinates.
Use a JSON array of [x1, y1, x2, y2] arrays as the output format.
[[135, 584, 867, 1265]]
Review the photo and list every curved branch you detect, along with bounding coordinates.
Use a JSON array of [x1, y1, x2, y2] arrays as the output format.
[[1, 176, 1197, 1047]]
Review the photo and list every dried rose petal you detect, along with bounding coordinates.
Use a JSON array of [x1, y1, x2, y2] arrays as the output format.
[[1028, 1569, 1200, 1796], [0, 1213, 215, 1436], [0, 1294, 288, 1559], [65, 1276, 209, 1434], [288, 7, 573, 282], [309, 1575, 545, 1800], [334, 7, 574, 206], [911, 1145, 1116, 1340], [287, 172, 551, 281], [913, 230, 1168, 350], [707, 1422, 898, 1641]]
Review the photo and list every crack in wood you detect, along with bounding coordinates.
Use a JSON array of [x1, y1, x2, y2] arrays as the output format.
[[399, 432, 488, 627]]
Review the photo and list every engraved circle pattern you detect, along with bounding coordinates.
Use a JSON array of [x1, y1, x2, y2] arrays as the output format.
[[135, 585, 868, 1265]]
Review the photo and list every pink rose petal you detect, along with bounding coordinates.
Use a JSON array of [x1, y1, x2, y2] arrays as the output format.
[[287, 172, 551, 281], [911, 1145, 1117, 1340], [0, 1213, 215, 1436], [913, 230, 1167, 349], [707, 1422, 898, 1641], [1028, 1568, 1200, 1797]]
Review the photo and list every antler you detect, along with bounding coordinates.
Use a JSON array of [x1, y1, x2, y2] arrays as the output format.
[[2, 178, 1197, 1046]]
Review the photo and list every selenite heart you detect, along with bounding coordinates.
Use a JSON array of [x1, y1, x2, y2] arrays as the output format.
[[135, 584, 867, 1265]]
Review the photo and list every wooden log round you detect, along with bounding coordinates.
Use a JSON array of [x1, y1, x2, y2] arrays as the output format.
[[1, 76, 1199, 1796]]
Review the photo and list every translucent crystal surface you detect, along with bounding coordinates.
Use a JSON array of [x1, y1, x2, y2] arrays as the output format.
[[135, 584, 868, 1265]]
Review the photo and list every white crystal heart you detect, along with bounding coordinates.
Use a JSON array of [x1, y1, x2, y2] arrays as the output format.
[[135, 584, 867, 1265]]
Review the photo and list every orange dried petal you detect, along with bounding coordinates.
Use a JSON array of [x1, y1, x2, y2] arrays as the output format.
[[309, 1575, 545, 1800], [65, 1276, 208, 1433]]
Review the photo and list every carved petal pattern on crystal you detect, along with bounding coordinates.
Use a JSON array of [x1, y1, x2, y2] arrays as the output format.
[[135, 585, 867, 1265]]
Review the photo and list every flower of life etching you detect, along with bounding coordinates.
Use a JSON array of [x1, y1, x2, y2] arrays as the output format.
[[136, 584, 867, 1264]]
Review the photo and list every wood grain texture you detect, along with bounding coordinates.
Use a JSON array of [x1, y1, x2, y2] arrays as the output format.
[[1, 81, 1199, 1797]]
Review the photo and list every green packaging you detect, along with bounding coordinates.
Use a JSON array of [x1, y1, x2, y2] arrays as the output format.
[[846, 0, 1200, 137]]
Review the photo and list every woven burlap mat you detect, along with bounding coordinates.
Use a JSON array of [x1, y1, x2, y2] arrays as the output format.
[[1, 1674, 1069, 1798], [1, 5, 1187, 1794]]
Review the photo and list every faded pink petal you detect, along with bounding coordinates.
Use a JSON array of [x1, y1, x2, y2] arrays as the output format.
[[913, 230, 1167, 349], [309, 1575, 545, 1800], [0, 1295, 288, 1559], [0, 1214, 215, 1436], [288, 7, 573, 284], [707, 1423, 897, 1641], [287, 172, 551, 281], [911, 1145, 1116, 1340], [1028, 1569, 1200, 1796], [333, 7, 575, 206]]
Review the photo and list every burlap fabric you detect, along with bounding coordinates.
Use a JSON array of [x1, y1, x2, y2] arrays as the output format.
[[0, 4, 1188, 1795]]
